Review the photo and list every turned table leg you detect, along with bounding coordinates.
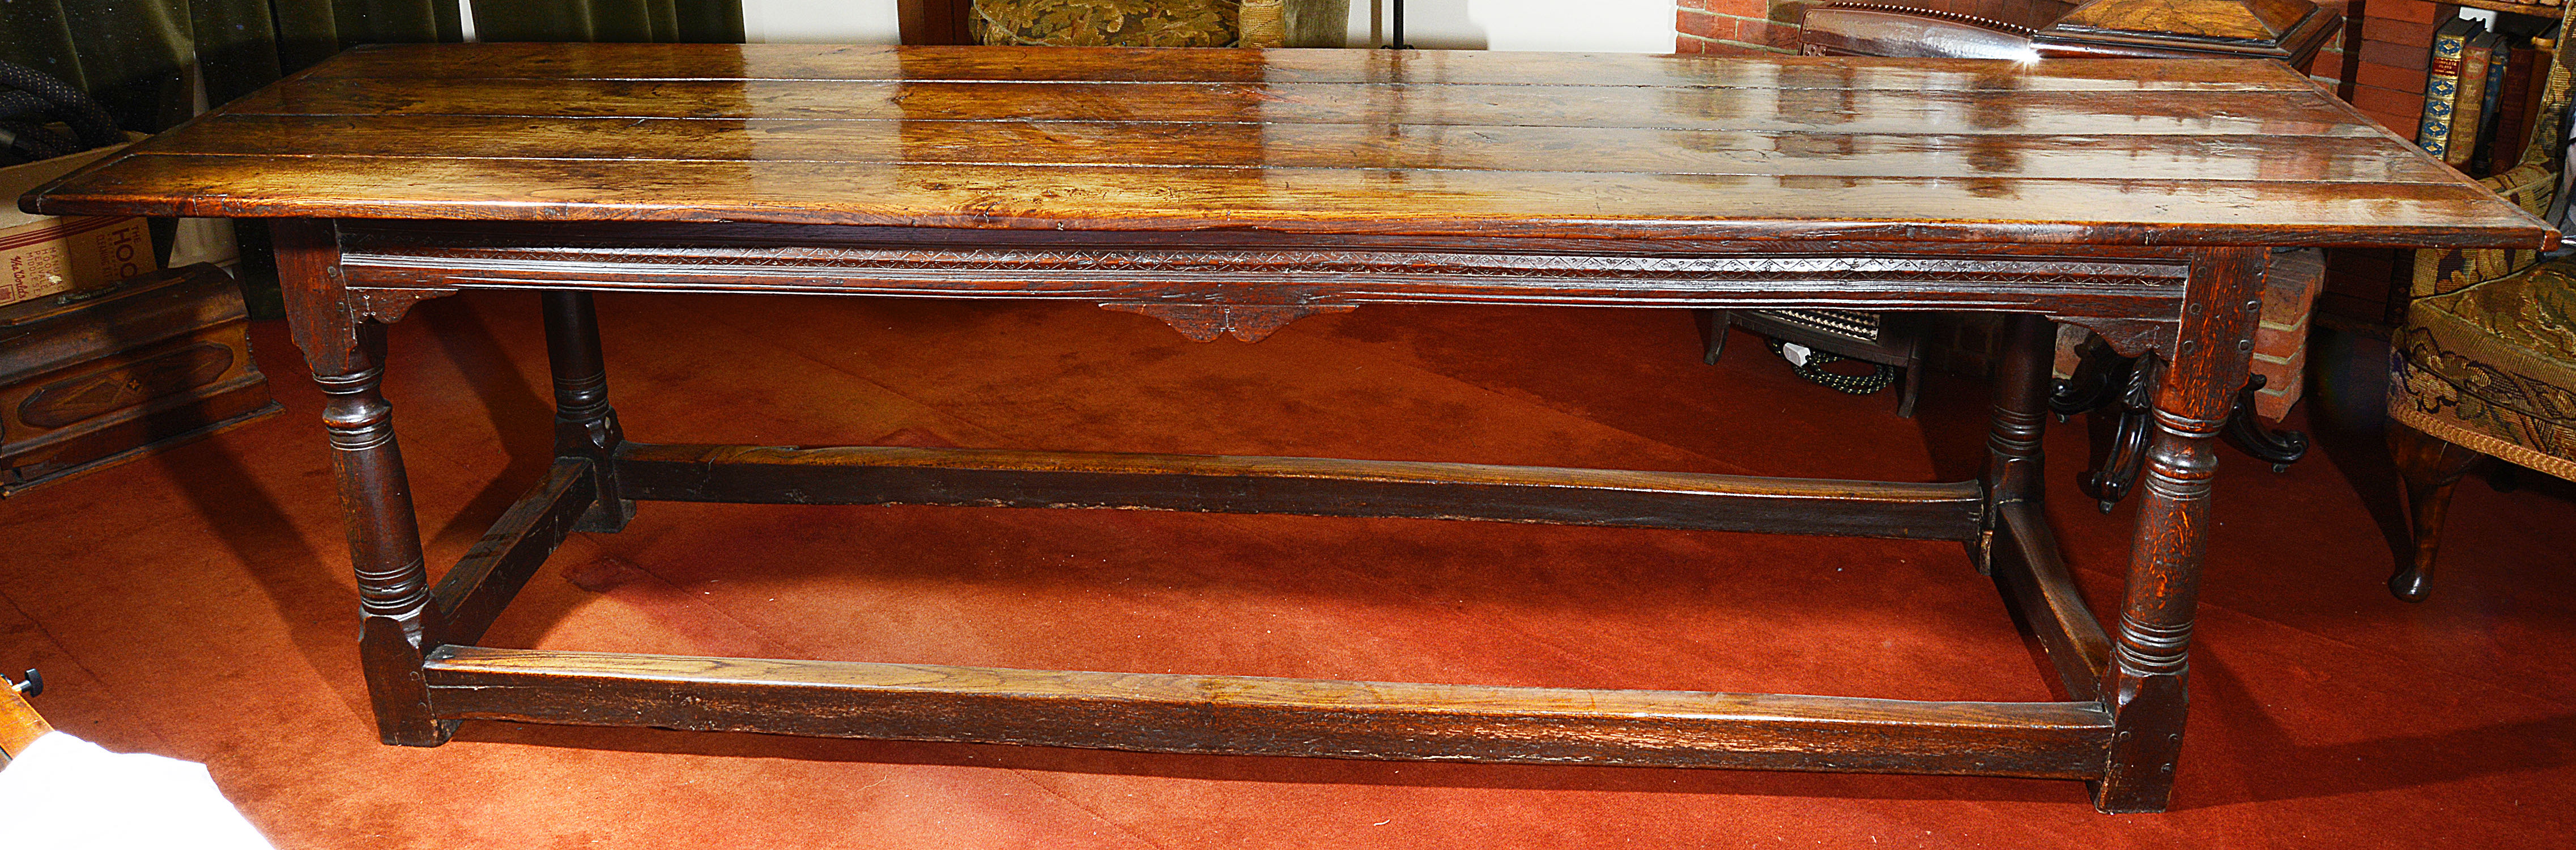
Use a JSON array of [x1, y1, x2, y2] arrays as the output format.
[[1979, 312, 2055, 572], [2094, 247, 2266, 813], [274, 219, 452, 746], [542, 291, 632, 532]]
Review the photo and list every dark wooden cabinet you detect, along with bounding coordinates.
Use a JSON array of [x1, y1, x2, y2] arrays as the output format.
[[900, 0, 980, 45], [0, 264, 282, 496]]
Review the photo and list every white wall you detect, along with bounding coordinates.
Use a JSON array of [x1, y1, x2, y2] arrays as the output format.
[[742, 0, 905, 43], [1350, 0, 1673, 52], [728, 0, 1675, 53]]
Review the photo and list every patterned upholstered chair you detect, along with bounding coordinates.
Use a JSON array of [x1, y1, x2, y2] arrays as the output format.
[[969, 0, 1295, 48], [2385, 6, 2576, 602]]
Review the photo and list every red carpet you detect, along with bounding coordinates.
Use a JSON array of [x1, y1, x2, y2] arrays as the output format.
[[2, 291, 2570, 847]]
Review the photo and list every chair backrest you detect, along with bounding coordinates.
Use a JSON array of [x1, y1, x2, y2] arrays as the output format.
[[2509, 6, 2576, 188], [968, 0, 1287, 48]]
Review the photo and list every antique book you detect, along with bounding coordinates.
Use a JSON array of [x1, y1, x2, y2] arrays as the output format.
[[2417, 16, 2484, 159], [2446, 29, 2502, 168], [2469, 29, 2517, 174], [2489, 44, 2539, 172]]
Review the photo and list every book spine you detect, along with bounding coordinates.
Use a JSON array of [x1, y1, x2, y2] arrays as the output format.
[[2524, 44, 2558, 162], [2492, 47, 2536, 171], [2445, 37, 2494, 166], [2468, 38, 2511, 172], [2419, 28, 2471, 158]]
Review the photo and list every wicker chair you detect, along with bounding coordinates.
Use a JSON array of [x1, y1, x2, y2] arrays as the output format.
[[2386, 6, 2576, 601]]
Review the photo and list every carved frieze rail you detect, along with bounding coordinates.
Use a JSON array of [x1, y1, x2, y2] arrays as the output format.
[[334, 223, 2191, 354]]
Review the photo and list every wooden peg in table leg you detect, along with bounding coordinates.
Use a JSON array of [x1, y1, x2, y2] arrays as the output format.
[[541, 291, 633, 532], [2093, 246, 2266, 813], [274, 218, 454, 747]]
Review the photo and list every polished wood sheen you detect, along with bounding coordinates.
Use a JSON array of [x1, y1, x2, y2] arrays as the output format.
[[278, 42, 2332, 87], [141, 115, 2459, 183], [17, 42, 2550, 814], [23, 44, 2551, 248], [0, 675, 47, 766]]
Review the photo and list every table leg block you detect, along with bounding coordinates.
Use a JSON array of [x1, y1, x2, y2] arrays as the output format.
[[275, 219, 454, 747], [2093, 248, 2266, 813], [541, 291, 633, 533]]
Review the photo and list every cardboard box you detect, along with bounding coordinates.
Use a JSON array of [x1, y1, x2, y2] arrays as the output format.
[[2, 143, 156, 308]]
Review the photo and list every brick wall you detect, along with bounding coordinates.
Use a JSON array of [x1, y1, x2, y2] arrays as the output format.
[[2347, 0, 2456, 138], [1675, 0, 1810, 55], [2334, 1, 2456, 328]]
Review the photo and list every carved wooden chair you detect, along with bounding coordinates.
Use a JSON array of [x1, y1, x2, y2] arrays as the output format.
[[2385, 4, 2576, 601]]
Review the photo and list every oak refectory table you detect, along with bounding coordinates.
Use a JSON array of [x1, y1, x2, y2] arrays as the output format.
[[21, 42, 2552, 813]]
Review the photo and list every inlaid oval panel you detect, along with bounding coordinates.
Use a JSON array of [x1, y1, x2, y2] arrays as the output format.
[[18, 342, 236, 429]]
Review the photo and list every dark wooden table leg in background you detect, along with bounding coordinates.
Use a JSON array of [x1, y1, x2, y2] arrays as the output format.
[[542, 291, 632, 533], [2095, 246, 2266, 812], [1981, 312, 2055, 575], [273, 219, 453, 747]]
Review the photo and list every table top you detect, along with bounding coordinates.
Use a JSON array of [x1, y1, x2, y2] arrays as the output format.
[[20, 42, 2553, 249]]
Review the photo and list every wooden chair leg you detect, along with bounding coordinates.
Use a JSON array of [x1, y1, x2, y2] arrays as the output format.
[[1895, 360, 1922, 419], [1701, 309, 1732, 364], [2386, 420, 2483, 602]]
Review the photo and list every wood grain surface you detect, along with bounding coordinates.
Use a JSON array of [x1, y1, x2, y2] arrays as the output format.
[[424, 645, 2116, 777], [0, 678, 48, 764], [20, 43, 2553, 249], [612, 442, 1990, 540], [428, 457, 595, 647], [28, 43, 2544, 811], [285, 42, 2320, 88]]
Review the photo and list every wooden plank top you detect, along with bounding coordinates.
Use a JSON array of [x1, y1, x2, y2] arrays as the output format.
[[20, 42, 2554, 249]]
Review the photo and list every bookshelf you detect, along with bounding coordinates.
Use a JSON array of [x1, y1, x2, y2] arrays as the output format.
[[2452, 0, 2564, 19]]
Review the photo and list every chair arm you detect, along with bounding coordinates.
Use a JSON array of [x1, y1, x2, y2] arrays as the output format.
[[2413, 160, 2561, 300]]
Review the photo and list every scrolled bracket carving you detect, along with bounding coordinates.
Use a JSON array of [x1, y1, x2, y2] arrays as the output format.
[[2052, 316, 2177, 360], [1101, 301, 1357, 343], [350, 286, 461, 324]]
